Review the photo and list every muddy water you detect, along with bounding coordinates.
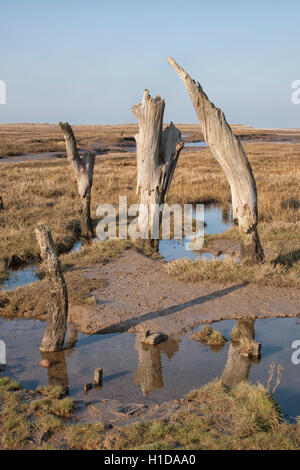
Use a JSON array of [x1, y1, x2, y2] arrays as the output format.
[[0, 316, 299, 420]]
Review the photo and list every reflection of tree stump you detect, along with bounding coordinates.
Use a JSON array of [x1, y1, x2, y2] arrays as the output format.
[[234, 319, 255, 340], [40, 350, 69, 393], [133, 334, 163, 397], [65, 324, 78, 349], [221, 343, 252, 388], [221, 319, 258, 388]]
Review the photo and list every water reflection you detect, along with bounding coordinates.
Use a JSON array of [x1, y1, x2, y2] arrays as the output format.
[[38, 320, 261, 397], [65, 324, 79, 349], [221, 319, 260, 388], [132, 319, 261, 397], [40, 350, 69, 393], [133, 334, 180, 397], [221, 320, 258, 388], [2, 315, 299, 418], [159, 203, 232, 261]]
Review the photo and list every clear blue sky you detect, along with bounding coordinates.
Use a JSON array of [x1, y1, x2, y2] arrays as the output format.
[[1, 0, 300, 128]]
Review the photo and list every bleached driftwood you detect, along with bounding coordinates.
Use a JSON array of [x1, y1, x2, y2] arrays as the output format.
[[59, 122, 95, 240], [35, 224, 68, 352], [167, 57, 264, 263], [132, 90, 184, 247]]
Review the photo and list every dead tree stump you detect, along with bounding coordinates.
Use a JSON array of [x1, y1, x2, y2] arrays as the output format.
[[167, 57, 265, 264], [59, 122, 95, 241], [35, 224, 68, 352], [132, 90, 183, 249]]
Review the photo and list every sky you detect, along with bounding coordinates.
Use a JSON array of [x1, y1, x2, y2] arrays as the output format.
[[1, 0, 300, 128]]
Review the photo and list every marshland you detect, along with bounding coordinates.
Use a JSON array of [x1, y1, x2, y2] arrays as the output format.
[[0, 120, 299, 450], [1, 0, 300, 453]]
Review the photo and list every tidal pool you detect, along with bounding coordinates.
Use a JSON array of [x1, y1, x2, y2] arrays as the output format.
[[1, 203, 233, 291], [183, 141, 207, 150], [159, 203, 232, 261]]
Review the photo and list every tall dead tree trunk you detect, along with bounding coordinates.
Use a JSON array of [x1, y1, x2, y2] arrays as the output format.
[[35, 224, 68, 352], [167, 57, 264, 263], [132, 90, 184, 248], [59, 122, 95, 241]]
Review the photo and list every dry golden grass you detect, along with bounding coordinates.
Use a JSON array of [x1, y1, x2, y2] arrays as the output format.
[[192, 325, 227, 346], [0, 123, 138, 158], [0, 125, 299, 284], [166, 256, 300, 287]]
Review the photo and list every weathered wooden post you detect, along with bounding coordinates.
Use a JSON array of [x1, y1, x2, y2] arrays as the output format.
[[167, 57, 264, 263], [132, 90, 184, 248], [35, 224, 68, 352], [59, 122, 96, 241]]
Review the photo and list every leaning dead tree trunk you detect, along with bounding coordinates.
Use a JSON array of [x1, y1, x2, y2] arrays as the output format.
[[35, 224, 68, 352], [59, 122, 95, 241], [132, 90, 184, 248], [167, 57, 264, 263]]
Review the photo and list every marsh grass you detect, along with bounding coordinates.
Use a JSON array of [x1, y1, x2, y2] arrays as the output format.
[[0, 129, 299, 283], [66, 423, 106, 450], [166, 256, 300, 287], [192, 326, 227, 347], [74, 381, 299, 450], [1, 375, 299, 450], [0, 377, 73, 449]]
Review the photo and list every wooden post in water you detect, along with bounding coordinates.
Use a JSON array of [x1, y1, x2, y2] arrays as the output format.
[[59, 122, 96, 241], [35, 224, 68, 352], [167, 57, 265, 264], [132, 90, 184, 249]]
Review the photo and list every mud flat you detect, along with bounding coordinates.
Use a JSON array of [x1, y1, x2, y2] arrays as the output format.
[[68, 249, 300, 336]]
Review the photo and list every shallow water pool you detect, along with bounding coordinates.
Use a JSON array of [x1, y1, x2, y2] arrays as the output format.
[[0, 316, 299, 420]]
